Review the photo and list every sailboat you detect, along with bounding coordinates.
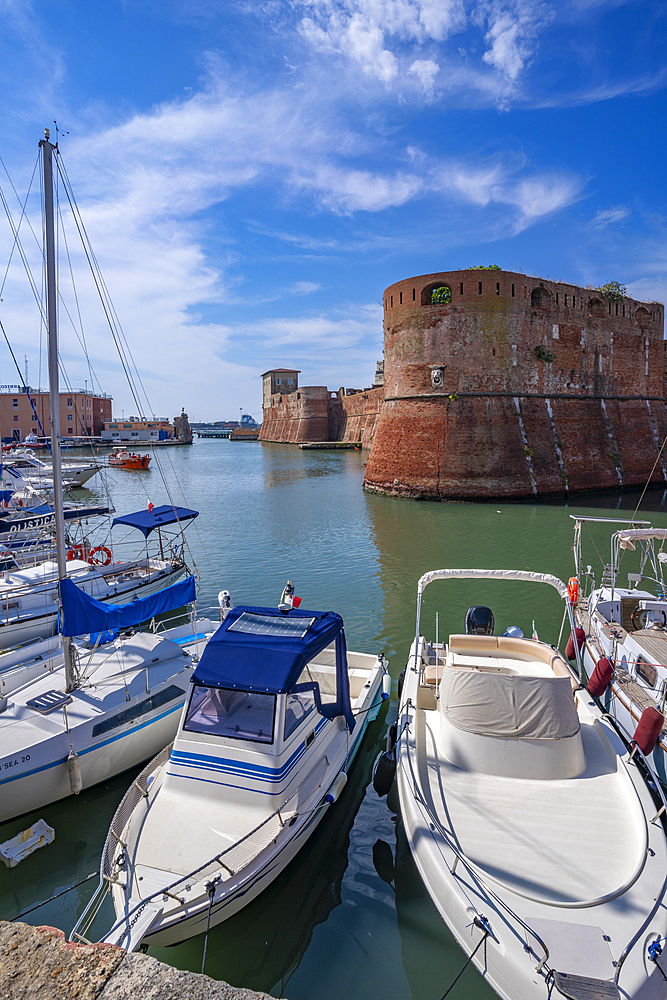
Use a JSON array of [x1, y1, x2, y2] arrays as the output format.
[[0, 131, 219, 824]]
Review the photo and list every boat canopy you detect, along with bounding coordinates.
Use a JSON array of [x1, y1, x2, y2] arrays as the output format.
[[617, 527, 667, 550], [417, 568, 569, 601], [111, 505, 199, 537], [191, 605, 355, 730], [59, 575, 196, 636]]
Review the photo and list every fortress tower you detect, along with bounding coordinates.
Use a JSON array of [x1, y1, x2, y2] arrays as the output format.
[[363, 269, 667, 499]]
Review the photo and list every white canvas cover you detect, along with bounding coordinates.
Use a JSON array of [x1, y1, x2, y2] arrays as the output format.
[[440, 669, 580, 739], [417, 568, 568, 601], [617, 528, 667, 550]]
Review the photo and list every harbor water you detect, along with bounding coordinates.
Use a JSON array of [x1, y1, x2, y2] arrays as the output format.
[[2, 439, 667, 1000]]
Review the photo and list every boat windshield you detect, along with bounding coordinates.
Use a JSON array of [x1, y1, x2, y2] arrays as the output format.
[[184, 685, 275, 743]]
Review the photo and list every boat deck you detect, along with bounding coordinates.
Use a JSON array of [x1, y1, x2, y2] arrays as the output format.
[[419, 701, 645, 907]]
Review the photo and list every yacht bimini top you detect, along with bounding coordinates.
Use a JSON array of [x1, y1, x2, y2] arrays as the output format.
[[192, 605, 354, 728], [111, 504, 199, 537]]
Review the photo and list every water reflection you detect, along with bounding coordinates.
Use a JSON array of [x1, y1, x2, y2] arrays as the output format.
[[3, 442, 667, 1000]]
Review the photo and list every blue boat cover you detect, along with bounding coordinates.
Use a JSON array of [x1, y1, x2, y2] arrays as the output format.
[[192, 605, 355, 730], [59, 575, 196, 636], [111, 505, 199, 537]]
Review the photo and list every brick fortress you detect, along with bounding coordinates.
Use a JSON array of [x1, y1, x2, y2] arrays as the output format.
[[261, 269, 667, 499]]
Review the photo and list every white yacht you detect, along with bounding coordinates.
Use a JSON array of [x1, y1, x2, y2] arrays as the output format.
[[3, 449, 100, 489], [71, 601, 389, 951], [395, 568, 667, 1000], [572, 516, 667, 786]]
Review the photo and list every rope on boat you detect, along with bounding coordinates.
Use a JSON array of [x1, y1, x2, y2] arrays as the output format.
[[201, 875, 221, 975], [440, 917, 490, 999], [11, 872, 98, 921]]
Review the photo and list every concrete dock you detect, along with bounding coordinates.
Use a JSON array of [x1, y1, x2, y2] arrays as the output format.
[[0, 921, 276, 1000]]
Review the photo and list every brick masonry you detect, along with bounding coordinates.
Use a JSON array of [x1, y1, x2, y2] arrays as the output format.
[[260, 386, 383, 449], [362, 268, 667, 499]]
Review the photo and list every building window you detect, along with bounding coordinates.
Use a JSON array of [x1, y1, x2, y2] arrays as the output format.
[[13, 415, 18, 422], [460, 283, 463, 295], [412, 288, 415, 301], [288, 378, 293, 385], [67, 398, 72, 407], [478, 282, 482, 294], [399, 292, 403, 304], [390, 296, 393, 307], [572, 297, 576, 307], [511, 284, 515, 297], [67, 415, 73, 421], [556, 293, 559, 304], [496, 282, 500, 295], [67, 428, 73, 434], [12, 399, 17, 409], [277, 378, 281, 385]]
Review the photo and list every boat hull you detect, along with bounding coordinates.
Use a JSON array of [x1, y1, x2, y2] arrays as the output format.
[[140, 705, 375, 946]]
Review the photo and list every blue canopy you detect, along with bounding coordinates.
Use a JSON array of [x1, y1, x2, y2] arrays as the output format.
[[111, 505, 199, 538], [192, 605, 355, 730], [59, 574, 196, 636]]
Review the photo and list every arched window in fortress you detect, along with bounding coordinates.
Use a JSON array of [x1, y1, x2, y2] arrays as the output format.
[[422, 283, 452, 305], [634, 306, 651, 329], [531, 287, 552, 310], [587, 298, 606, 318]]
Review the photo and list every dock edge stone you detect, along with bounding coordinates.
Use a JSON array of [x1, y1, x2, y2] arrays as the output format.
[[0, 922, 276, 1000]]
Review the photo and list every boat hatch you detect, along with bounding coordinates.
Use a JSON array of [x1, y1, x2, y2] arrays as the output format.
[[26, 690, 72, 714]]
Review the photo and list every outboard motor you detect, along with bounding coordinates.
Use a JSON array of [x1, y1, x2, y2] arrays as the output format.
[[465, 606, 494, 635], [279, 580, 302, 612], [218, 590, 234, 622], [501, 625, 524, 638]]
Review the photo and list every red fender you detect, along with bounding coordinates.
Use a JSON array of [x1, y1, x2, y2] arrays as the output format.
[[633, 707, 664, 756], [587, 657, 613, 697], [565, 627, 586, 661]]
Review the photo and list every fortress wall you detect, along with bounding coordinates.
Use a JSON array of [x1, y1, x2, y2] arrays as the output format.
[[338, 387, 384, 448], [260, 385, 383, 447], [259, 387, 330, 443], [365, 269, 666, 499]]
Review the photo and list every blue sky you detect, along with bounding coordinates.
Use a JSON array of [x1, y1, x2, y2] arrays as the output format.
[[0, 0, 665, 421]]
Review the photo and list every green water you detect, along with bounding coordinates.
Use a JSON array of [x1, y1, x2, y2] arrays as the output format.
[[2, 440, 666, 1000]]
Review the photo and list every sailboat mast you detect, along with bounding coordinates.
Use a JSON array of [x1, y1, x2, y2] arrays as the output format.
[[40, 128, 74, 690]]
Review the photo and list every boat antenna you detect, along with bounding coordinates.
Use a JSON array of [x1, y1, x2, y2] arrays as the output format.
[[40, 128, 76, 692]]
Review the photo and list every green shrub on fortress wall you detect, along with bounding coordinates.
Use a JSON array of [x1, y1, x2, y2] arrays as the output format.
[[431, 286, 452, 304], [463, 264, 502, 270], [596, 281, 627, 301]]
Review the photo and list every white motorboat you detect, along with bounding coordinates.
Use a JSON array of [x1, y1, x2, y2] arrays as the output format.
[[572, 515, 667, 787], [395, 568, 667, 1000], [71, 600, 389, 951], [3, 449, 100, 489]]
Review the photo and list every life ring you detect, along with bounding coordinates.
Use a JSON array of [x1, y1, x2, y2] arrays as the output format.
[[567, 577, 579, 605], [88, 545, 112, 566], [67, 545, 84, 561]]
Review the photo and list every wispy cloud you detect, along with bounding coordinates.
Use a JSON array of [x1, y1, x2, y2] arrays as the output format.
[[591, 205, 630, 228]]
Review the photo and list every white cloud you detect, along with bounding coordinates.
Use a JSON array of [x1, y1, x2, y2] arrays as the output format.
[[591, 205, 630, 228], [409, 58, 440, 96]]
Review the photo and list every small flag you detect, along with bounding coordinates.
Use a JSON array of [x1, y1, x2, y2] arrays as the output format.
[[148, 499, 154, 513], [292, 595, 302, 608], [532, 619, 539, 641]]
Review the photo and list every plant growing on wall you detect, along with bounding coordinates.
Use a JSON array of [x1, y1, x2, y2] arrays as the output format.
[[596, 281, 627, 301], [462, 264, 502, 270], [431, 285, 452, 304], [535, 345, 555, 363]]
